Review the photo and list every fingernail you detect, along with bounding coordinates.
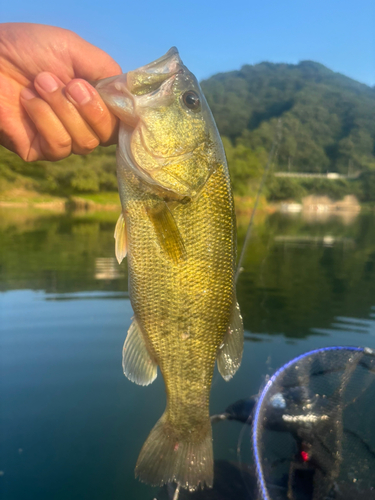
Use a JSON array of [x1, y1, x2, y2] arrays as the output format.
[[20, 87, 37, 100], [36, 73, 59, 93], [66, 81, 91, 105]]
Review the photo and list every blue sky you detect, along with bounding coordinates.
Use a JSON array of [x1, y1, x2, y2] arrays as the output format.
[[2, 0, 374, 86]]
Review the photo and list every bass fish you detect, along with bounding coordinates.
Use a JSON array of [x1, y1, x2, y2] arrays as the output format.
[[95, 48, 243, 491]]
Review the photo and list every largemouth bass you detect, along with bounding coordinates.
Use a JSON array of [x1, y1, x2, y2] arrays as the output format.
[[95, 48, 243, 491]]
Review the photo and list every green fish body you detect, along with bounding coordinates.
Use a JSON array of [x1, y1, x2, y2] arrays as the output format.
[[95, 48, 243, 491]]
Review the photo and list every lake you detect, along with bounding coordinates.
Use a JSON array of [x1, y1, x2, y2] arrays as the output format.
[[1, 207, 375, 499]]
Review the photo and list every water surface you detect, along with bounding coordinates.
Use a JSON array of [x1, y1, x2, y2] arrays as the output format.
[[1, 208, 375, 499]]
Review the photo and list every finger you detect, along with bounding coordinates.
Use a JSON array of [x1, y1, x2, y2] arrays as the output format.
[[65, 79, 118, 145], [34, 72, 100, 155], [20, 87, 72, 161]]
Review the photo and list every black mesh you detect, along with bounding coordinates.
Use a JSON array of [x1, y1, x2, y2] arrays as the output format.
[[253, 347, 375, 500]]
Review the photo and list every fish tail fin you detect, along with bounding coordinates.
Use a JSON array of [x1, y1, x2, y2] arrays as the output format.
[[135, 412, 213, 491]]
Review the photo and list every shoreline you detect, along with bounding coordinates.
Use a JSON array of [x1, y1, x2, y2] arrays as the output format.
[[0, 192, 367, 216]]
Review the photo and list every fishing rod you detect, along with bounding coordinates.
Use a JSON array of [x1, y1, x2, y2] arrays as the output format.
[[235, 120, 282, 284]]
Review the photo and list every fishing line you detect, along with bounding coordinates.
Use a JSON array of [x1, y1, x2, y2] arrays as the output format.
[[233, 121, 282, 498], [235, 119, 282, 284]]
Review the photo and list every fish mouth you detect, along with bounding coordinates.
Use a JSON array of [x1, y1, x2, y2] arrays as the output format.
[[93, 74, 137, 127], [93, 48, 183, 128], [127, 47, 182, 95]]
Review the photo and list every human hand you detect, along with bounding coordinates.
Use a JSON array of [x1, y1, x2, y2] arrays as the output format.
[[0, 23, 122, 161]]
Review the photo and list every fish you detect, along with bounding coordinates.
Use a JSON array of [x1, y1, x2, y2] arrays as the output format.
[[95, 48, 244, 491]]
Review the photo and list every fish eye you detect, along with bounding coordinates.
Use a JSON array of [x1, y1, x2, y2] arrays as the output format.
[[182, 91, 201, 111]]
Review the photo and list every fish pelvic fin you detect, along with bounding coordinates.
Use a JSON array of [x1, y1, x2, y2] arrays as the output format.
[[114, 212, 127, 264], [217, 300, 244, 381], [122, 317, 158, 386], [147, 202, 186, 264], [135, 412, 213, 491]]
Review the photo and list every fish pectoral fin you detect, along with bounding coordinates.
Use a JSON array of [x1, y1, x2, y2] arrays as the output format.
[[114, 212, 127, 264], [147, 202, 186, 264], [122, 318, 158, 386], [217, 300, 244, 381]]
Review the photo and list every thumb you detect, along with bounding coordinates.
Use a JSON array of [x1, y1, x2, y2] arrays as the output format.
[[67, 34, 122, 81]]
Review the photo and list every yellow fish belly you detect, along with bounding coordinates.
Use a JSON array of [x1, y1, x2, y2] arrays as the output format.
[[119, 165, 243, 490]]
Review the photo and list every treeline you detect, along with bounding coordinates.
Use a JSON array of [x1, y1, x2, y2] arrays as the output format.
[[1, 60, 375, 202], [201, 61, 375, 201], [0, 144, 117, 196]]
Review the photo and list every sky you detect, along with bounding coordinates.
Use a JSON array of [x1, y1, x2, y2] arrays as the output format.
[[2, 0, 374, 86]]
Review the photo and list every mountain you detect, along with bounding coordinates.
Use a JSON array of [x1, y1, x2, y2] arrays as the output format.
[[201, 61, 375, 186]]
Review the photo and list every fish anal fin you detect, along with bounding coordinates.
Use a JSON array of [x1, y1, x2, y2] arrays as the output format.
[[135, 412, 213, 490], [217, 300, 244, 381], [147, 202, 186, 264], [122, 317, 157, 386], [114, 212, 127, 264]]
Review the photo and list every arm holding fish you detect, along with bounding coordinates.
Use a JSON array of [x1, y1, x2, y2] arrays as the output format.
[[0, 22, 120, 161]]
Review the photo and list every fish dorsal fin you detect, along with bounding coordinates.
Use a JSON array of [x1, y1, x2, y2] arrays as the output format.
[[147, 202, 186, 264], [217, 300, 244, 381], [122, 317, 158, 386], [114, 212, 127, 264]]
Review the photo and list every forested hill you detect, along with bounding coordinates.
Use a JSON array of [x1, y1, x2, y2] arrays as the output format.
[[201, 61, 375, 177]]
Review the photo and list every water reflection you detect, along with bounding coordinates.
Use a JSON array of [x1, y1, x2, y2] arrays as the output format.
[[95, 257, 123, 280], [0, 209, 128, 294], [44, 291, 129, 301], [2, 207, 375, 500], [2, 207, 375, 340], [274, 234, 355, 248], [312, 315, 375, 337], [299, 209, 360, 225], [236, 211, 375, 338]]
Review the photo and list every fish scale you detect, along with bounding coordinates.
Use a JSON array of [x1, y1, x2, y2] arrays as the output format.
[[95, 47, 243, 491]]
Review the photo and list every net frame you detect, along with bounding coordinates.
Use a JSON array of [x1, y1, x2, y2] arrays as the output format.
[[251, 345, 375, 500]]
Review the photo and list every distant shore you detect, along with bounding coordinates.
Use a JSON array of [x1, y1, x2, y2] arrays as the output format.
[[0, 189, 273, 214], [0, 189, 367, 218], [0, 189, 121, 212]]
